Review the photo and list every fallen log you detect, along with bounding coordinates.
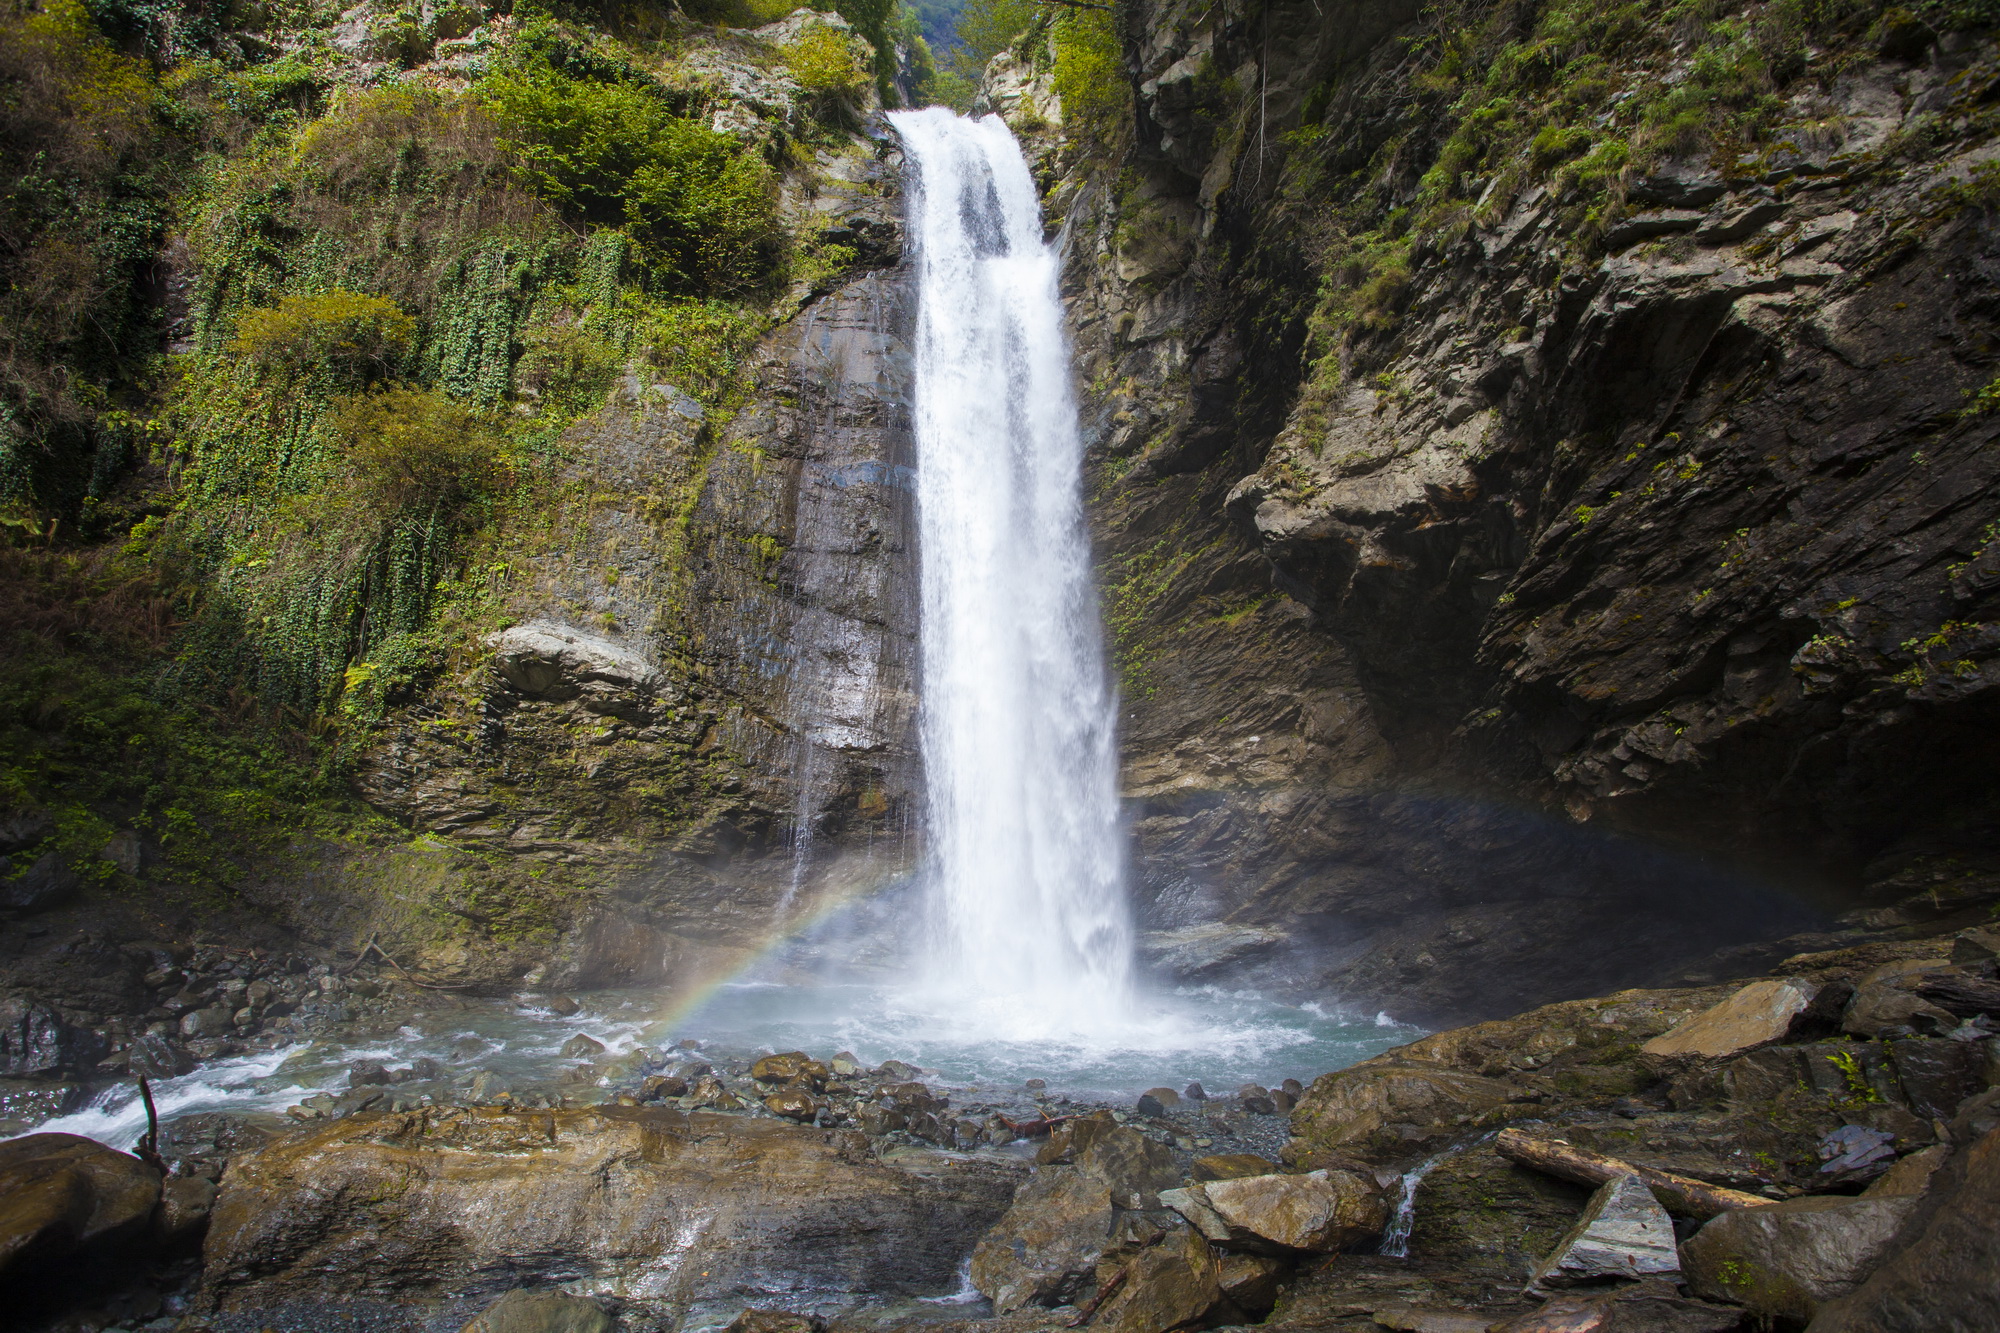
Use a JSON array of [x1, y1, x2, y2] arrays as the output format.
[[1494, 1127, 1772, 1220]]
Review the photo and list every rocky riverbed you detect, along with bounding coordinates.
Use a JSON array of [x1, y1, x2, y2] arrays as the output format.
[[5, 925, 1996, 1333]]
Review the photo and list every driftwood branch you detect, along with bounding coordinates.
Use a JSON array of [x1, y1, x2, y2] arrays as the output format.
[[1495, 1127, 1771, 1220], [134, 1076, 167, 1175], [343, 933, 479, 991]]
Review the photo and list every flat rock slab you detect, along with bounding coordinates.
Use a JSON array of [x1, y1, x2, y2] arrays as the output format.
[[1640, 978, 1816, 1059], [204, 1107, 1026, 1324], [1164, 1168, 1387, 1254], [1528, 1174, 1680, 1290]]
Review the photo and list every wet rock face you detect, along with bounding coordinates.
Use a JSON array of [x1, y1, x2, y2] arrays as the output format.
[[203, 1106, 1025, 1324], [335, 131, 918, 991], [1025, 0, 2000, 1019]]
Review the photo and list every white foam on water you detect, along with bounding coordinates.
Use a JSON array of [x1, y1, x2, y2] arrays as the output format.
[[18, 1045, 314, 1152]]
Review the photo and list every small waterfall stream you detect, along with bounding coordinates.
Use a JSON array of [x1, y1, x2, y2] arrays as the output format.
[[891, 108, 1133, 1038]]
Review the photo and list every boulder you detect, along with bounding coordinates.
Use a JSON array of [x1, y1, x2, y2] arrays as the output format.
[[487, 621, 658, 700], [1806, 1126, 2000, 1332], [763, 1090, 820, 1121], [0, 851, 74, 912], [1681, 1193, 1918, 1321], [1951, 925, 2000, 968], [0, 1133, 161, 1280], [752, 1052, 827, 1085], [970, 1124, 1180, 1312], [1165, 1169, 1387, 1254], [1639, 978, 1817, 1060], [1286, 1060, 1515, 1164], [1089, 1226, 1227, 1333], [461, 1288, 618, 1333], [202, 1107, 1023, 1321], [1842, 980, 1956, 1038], [1526, 1174, 1680, 1291], [157, 1175, 217, 1246], [560, 1033, 607, 1059], [1215, 1251, 1288, 1316], [0, 998, 81, 1077], [1190, 1152, 1277, 1182]]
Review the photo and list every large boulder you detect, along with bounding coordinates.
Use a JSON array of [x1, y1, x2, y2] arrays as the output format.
[[1162, 1169, 1387, 1254], [0, 1133, 161, 1280], [971, 1122, 1180, 1312], [1527, 1174, 1680, 1291], [203, 1107, 1023, 1322], [1806, 1126, 2000, 1332], [1088, 1226, 1228, 1333], [0, 998, 86, 1077], [1639, 978, 1817, 1060], [1285, 1060, 1516, 1164], [1681, 1193, 1918, 1322]]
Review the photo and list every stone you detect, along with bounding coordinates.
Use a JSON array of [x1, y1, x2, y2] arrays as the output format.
[[1287, 1059, 1516, 1162], [1527, 1174, 1680, 1291], [1841, 981, 1956, 1038], [1951, 925, 2000, 969], [0, 1132, 161, 1280], [180, 1006, 233, 1038], [0, 998, 80, 1076], [125, 1033, 193, 1080], [1639, 978, 1818, 1060], [547, 996, 582, 1017], [204, 1107, 1024, 1320], [829, 1052, 861, 1076], [466, 1069, 511, 1101], [725, 1312, 819, 1333], [1176, 1169, 1388, 1254], [488, 621, 658, 699], [157, 1175, 217, 1246], [753, 1052, 826, 1085], [1806, 1126, 2000, 1332], [970, 1166, 1119, 1311], [1135, 1085, 1179, 1115], [763, 1089, 820, 1121], [0, 851, 74, 912], [640, 1075, 688, 1101], [1215, 1251, 1288, 1316], [1090, 1225, 1227, 1333], [349, 1059, 392, 1086], [560, 1033, 607, 1059], [460, 1288, 617, 1333], [1183, 1082, 1206, 1101], [1862, 1144, 1949, 1198], [1191, 1152, 1278, 1182], [1681, 1193, 1919, 1321]]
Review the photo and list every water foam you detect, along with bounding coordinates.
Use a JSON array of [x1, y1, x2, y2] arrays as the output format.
[[892, 107, 1131, 1041]]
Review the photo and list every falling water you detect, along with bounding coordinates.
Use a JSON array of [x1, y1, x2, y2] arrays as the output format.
[[891, 107, 1132, 1037]]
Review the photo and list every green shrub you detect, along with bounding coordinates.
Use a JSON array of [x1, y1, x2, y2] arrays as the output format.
[[324, 385, 511, 510], [480, 53, 781, 294], [1051, 6, 1127, 139], [229, 291, 416, 382], [787, 21, 873, 123]]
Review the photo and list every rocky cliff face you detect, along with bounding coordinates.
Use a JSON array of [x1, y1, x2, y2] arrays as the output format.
[[984, 0, 2000, 1020]]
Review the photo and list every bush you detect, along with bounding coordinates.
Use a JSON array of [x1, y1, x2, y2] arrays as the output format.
[[787, 21, 873, 122], [323, 385, 510, 510], [228, 291, 415, 382], [1050, 6, 1127, 138], [480, 52, 780, 294]]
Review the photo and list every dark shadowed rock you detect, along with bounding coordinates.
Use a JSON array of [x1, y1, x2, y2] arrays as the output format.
[[0, 1133, 160, 1281], [1682, 1193, 1917, 1322], [1805, 1126, 2000, 1333], [1089, 1226, 1227, 1333]]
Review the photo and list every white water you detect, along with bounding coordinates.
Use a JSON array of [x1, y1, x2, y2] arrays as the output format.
[[892, 107, 1132, 1041]]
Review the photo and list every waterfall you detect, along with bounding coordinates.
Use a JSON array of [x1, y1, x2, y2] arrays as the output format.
[[890, 107, 1133, 1036]]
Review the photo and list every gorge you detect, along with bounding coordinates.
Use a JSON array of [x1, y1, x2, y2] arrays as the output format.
[[3, 0, 2000, 1328]]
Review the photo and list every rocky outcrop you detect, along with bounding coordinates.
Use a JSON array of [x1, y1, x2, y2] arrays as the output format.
[[1003, 0, 2000, 1021], [203, 1106, 1025, 1325]]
